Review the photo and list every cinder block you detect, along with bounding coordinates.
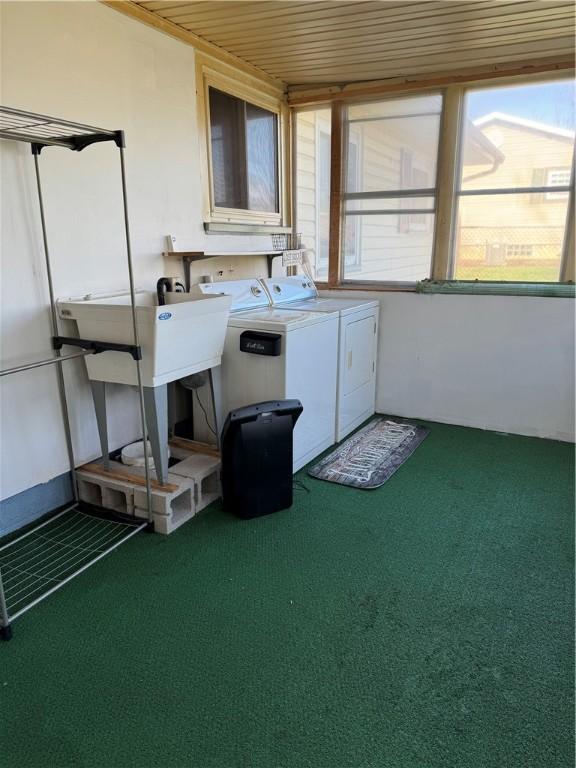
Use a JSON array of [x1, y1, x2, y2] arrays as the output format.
[[154, 507, 196, 535], [132, 506, 196, 535], [77, 466, 136, 517], [78, 453, 220, 535], [197, 469, 221, 512], [77, 477, 103, 507], [170, 454, 222, 513], [134, 505, 150, 521], [133, 474, 195, 518], [101, 486, 134, 517], [170, 454, 219, 480]]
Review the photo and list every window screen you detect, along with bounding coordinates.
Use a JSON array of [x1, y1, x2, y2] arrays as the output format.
[[209, 88, 279, 214], [342, 94, 442, 282], [453, 79, 575, 282]]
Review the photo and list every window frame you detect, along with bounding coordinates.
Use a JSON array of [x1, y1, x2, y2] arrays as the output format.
[[196, 54, 291, 232], [448, 78, 574, 284], [292, 104, 334, 281], [300, 70, 575, 291], [339, 92, 442, 286]]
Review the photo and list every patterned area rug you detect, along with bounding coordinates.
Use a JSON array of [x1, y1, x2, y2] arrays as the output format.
[[308, 418, 429, 489]]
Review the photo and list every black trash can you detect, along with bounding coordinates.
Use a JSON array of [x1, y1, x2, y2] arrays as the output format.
[[221, 400, 303, 519]]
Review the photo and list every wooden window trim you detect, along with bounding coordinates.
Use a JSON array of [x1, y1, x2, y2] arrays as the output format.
[[318, 69, 575, 290], [433, 85, 463, 280], [315, 281, 417, 293], [327, 102, 344, 286], [328, 92, 443, 286], [560, 154, 575, 282], [196, 53, 291, 230], [448, 77, 575, 285], [288, 59, 574, 107]]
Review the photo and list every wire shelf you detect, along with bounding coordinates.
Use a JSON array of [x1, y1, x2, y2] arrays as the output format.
[[0, 507, 145, 627], [0, 104, 153, 642], [0, 105, 118, 150]]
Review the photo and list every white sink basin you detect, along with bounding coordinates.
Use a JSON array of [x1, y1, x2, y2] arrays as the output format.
[[58, 291, 232, 387]]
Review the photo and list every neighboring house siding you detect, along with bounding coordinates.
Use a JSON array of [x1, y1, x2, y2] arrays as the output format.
[[296, 112, 316, 263], [458, 121, 573, 273], [295, 110, 327, 279], [296, 113, 436, 282], [354, 121, 435, 281], [359, 123, 435, 282]]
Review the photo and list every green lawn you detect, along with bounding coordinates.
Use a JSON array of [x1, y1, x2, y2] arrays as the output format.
[[455, 264, 560, 282]]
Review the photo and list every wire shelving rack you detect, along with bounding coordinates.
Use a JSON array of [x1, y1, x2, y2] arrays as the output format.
[[0, 106, 154, 640]]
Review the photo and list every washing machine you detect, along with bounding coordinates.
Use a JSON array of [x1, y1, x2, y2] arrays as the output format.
[[196, 279, 339, 471], [262, 276, 379, 442]]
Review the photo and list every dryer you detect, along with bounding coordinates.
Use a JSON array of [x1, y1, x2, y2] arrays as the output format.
[[196, 279, 339, 471], [262, 276, 379, 441]]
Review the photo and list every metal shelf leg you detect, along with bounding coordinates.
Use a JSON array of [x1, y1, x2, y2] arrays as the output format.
[[0, 568, 12, 641], [33, 152, 79, 502], [143, 385, 169, 486], [208, 367, 222, 450], [118, 143, 153, 523], [90, 380, 110, 470]]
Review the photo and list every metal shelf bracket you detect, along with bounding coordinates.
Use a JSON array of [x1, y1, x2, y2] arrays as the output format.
[[53, 336, 142, 361]]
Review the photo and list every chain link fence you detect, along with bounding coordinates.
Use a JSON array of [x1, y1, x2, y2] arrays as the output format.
[[458, 225, 564, 261]]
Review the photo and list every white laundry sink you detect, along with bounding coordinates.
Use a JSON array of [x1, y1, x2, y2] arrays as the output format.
[[58, 291, 232, 387]]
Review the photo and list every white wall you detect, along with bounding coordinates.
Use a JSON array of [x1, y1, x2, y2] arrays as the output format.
[[0, 1, 279, 502], [321, 289, 575, 442]]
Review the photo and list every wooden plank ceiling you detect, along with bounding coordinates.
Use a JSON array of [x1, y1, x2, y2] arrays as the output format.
[[132, 0, 575, 86]]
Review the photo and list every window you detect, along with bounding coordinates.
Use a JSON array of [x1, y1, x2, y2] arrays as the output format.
[[294, 74, 574, 289], [209, 88, 279, 214], [341, 94, 442, 282], [294, 108, 331, 280], [452, 80, 574, 282], [197, 55, 287, 230], [546, 169, 571, 200], [344, 136, 361, 270], [316, 129, 331, 274], [399, 157, 431, 233], [294, 110, 361, 280]]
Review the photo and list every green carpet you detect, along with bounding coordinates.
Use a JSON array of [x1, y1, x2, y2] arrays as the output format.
[[1, 420, 574, 768]]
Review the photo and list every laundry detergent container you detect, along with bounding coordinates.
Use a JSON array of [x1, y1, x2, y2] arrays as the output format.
[[58, 290, 232, 387]]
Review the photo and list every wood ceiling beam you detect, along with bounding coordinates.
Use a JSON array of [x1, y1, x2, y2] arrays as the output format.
[[287, 58, 575, 105]]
